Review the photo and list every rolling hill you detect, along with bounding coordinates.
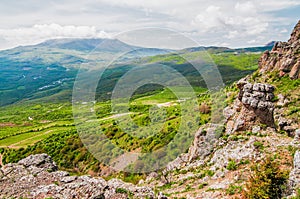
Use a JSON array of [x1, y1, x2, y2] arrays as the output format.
[[0, 38, 272, 106]]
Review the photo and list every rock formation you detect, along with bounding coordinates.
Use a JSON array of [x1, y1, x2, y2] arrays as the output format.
[[224, 80, 275, 134], [259, 20, 300, 79], [163, 124, 220, 173], [0, 154, 155, 199]]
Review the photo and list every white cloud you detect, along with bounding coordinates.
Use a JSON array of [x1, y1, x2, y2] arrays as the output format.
[[192, 3, 269, 39], [0, 0, 298, 49], [235, 1, 256, 15], [192, 5, 224, 32], [0, 23, 110, 49], [258, 0, 300, 11]]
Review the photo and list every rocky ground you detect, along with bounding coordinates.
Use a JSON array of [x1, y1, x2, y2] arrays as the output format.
[[0, 154, 156, 199]]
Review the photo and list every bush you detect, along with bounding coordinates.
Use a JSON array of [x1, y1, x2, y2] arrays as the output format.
[[198, 182, 208, 189], [199, 103, 211, 114], [226, 184, 242, 195], [243, 157, 289, 199], [253, 141, 264, 150], [227, 160, 238, 171]]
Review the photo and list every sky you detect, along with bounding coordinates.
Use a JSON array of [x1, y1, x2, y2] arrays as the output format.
[[0, 0, 299, 50]]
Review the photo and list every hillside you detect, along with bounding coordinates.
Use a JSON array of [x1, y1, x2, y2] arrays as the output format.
[[0, 38, 269, 106], [0, 20, 299, 199]]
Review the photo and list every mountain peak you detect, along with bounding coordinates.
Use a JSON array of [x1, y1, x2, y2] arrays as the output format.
[[37, 38, 138, 52], [259, 20, 300, 79], [289, 20, 300, 44]]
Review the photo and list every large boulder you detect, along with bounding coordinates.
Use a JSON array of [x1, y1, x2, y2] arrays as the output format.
[[18, 153, 58, 171], [224, 80, 275, 134]]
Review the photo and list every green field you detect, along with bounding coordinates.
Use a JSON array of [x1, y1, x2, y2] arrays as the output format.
[[0, 48, 266, 176]]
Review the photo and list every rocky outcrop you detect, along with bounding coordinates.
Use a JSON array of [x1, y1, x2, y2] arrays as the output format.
[[224, 80, 275, 134], [259, 20, 300, 79], [163, 124, 220, 173], [187, 124, 221, 162], [0, 154, 155, 199]]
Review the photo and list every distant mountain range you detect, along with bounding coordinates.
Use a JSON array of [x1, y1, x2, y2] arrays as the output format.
[[0, 38, 272, 106], [36, 38, 137, 52]]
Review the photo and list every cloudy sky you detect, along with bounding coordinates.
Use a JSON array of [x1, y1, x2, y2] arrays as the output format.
[[0, 0, 299, 49]]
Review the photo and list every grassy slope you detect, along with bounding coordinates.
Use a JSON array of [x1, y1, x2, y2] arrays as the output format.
[[0, 49, 268, 181]]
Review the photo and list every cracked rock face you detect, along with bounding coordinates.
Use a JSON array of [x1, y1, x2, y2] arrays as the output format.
[[224, 80, 275, 134], [0, 154, 155, 199], [259, 20, 300, 79], [288, 150, 300, 196]]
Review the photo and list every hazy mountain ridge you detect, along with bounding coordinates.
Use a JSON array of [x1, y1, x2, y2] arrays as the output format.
[[0, 38, 272, 106]]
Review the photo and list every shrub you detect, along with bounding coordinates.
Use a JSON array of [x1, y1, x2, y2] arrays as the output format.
[[116, 188, 128, 194], [227, 160, 238, 171], [242, 157, 289, 199], [198, 182, 208, 189], [226, 184, 242, 195], [199, 103, 211, 114], [253, 141, 264, 150]]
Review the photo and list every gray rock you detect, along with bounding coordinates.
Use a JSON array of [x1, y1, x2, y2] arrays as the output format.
[[60, 176, 77, 183], [252, 126, 261, 134], [265, 84, 275, 92], [266, 93, 275, 101], [0, 154, 155, 199], [288, 151, 300, 195], [18, 153, 57, 171], [253, 83, 265, 92], [295, 129, 300, 140], [210, 137, 259, 171], [158, 192, 168, 199], [244, 83, 253, 92], [187, 124, 220, 162], [224, 81, 275, 134]]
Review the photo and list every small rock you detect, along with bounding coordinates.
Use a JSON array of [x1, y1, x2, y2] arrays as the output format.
[[252, 126, 261, 133]]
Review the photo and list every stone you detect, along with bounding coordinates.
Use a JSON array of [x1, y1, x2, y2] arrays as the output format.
[[187, 124, 220, 162], [288, 151, 300, 195], [290, 61, 300, 79], [18, 153, 57, 171], [252, 126, 261, 134], [295, 129, 300, 140], [158, 192, 168, 199], [60, 176, 77, 183]]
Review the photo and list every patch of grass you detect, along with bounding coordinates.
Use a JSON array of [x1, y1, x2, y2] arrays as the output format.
[[227, 160, 238, 171], [253, 141, 264, 151], [288, 145, 298, 157], [204, 170, 215, 177], [198, 182, 208, 189], [226, 184, 242, 195], [183, 185, 194, 192]]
